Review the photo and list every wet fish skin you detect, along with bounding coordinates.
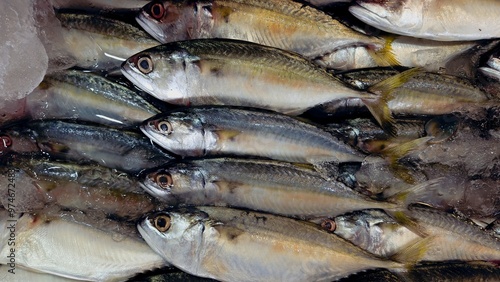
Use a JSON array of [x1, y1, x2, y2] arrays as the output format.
[[350, 0, 500, 41], [3, 120, 175, 175], [27, 70, 160, 128], [0, 265, 80, 282], [138, 206, 404, 282], [335, 68, 489, 116], [121, 39, 396, 128], [136, 0, 384, 58], [398, 204, 500, 262], [334, 209, 421, 258], [140, 107, 365, 164], [57, 13, 159, 71], [140, 158, 399, 218], [0, 212, 167, 281], [19, 158, 142, 193], [317, 36, 475, 71]]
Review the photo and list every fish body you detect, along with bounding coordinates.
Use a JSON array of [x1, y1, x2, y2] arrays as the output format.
[[350, 0, 500, 41], [0, 212, 167, 281], [0, 265, 79, 282], [3, 121, 174, 174], [140, 107, 365, 163], [140, 158, 398, 218], [57, 13, 159, 71], [19, 158, 141, 193], [121, 39, 392, 117], [334, 209, 421, 257], [136, 0, 384, 58], [52, 0, 150, 12], [401, 205, 500, 262], [318, 36, 475, 71], [26, 70, 159, 128], [336, 68, 488, 116], [138, 206, 404, 282]]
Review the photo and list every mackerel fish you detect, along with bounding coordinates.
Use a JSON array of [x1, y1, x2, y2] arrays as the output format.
[[140, 158, 403, 218], [140, 107, 365, 163], [138, 206, 405, 282], [123, 39, 418, 131], [136, 0, 391, 61]]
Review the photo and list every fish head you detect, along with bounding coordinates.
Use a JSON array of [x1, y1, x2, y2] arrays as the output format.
[[140, 164, 207, 203], [138, 209, 209, 268], [334, 210, 388, 250], [349, 0, 423, 34], [140, 112, 206, 156], [122, 45, 200, 104], [137, 0, 213, 43]]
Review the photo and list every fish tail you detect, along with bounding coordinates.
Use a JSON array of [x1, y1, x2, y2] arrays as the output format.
[[390, 236, 433, 267], [362, 68, 423, 135], [368, 35, 400, 67], [387, 178, 444, 212], [382, 136, 434, 183]]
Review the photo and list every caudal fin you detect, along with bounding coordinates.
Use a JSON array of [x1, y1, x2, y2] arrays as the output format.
[[362, 68, 422, 135]]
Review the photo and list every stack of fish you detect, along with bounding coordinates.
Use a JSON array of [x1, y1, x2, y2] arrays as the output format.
[[0, 0, 499, 281]]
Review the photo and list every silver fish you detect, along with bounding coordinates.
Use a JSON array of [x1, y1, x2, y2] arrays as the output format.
[[0, 212, 167, 281], [395, 204, 500, 262], [333, 209, 421, 257], [140, 107, 365, 163], [350, 0, 500, 41], [122, 39, 415, 130], [3, 120, 175, 174], [57, 13, 159, 71], [140, 158, 402, 218], [136, 0, 390, 61], [26, 70, 160, 128], [138, 206, 405, 282]]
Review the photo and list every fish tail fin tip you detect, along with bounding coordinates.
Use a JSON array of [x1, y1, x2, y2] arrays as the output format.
[[390, 236, 433, 267], [363, 68, 422, 135], [388, 177, 445, 210], [369, 35, 400, 67]]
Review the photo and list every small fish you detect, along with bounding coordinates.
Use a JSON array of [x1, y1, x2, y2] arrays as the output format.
[[140, 158, 409, 218], [350, 0, 500, 41], [122, 39, 419, 131], [334, 68, 489, 116], [138, 206, 406, 282], [0, 212, 167, 281], [57, 13, 159, 71], [140, 107, 365, 164], [19, 158, 142, 193], [1, 159, 157, 220], [332, 209, 421, 258], [317, 36, 476, 71], [25, 70, 160, 128], [394, 204, 500, 262], [136, 0, 393, 62], [3, 120, 175, 174]]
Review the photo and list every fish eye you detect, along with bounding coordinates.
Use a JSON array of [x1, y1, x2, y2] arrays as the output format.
[[320, 219, 336, 232], [150, 3, 165, 20], [155, 173, 173, 189], [137, 56, 154, 74], [154, 214, 171, 232], [156, 121, 173, 135]]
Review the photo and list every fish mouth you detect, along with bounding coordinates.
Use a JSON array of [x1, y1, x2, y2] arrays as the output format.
[[140, 125, 167, 151], [139, 181, 157, 197], [136, 13, 166, 43], [137, 219, 161, 254]]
